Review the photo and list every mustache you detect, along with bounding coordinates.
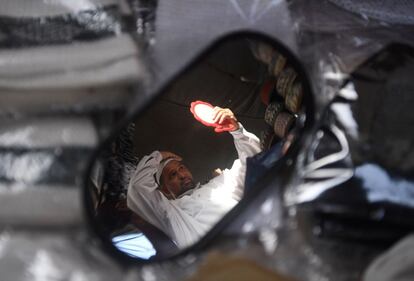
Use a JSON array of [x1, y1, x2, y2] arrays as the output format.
[[181, 178, 195, 188]]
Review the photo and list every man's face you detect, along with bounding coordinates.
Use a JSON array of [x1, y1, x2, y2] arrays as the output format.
[[160, 160, 195, 199]]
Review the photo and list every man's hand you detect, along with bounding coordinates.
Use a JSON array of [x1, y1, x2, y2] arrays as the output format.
[[160, 151, 182, 161], [212, 107, 239, 132]]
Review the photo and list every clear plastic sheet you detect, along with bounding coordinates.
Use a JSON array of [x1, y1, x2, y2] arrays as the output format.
[[1, 1, 414, 281], [0, 230, 125, 281], [0, 1, 148, 280], [329, 0, 414, 25]]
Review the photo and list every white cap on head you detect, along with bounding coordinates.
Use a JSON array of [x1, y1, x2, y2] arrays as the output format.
[[155, 157, 181, 186]]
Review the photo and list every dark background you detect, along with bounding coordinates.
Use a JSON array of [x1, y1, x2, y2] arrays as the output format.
[[132, 38, 268, 183]]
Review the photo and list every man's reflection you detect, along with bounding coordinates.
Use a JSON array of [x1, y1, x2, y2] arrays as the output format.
[[127, 107, 261, 248]]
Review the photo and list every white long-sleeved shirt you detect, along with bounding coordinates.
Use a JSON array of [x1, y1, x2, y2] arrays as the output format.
[[127, 124, 261, 248]]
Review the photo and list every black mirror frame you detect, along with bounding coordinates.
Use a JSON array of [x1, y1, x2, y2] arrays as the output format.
[[82, 30, 316, 265]]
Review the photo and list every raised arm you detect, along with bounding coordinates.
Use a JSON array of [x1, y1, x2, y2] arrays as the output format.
[[212, 106, 261, 164], [208, 107, 262, 199], [230, 123, 261, 165]]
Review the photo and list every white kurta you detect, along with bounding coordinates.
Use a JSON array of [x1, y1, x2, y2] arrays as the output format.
[[127, 124, 261, 248]]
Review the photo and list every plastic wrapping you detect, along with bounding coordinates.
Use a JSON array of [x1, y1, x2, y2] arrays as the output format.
[[0, 1, 148, 280], [0, 229, 125, 281], [0, 6, 123, 48], [1, 1, 414, 281]]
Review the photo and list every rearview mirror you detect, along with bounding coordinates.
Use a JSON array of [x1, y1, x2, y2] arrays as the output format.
[[84, 33, 313, 262]]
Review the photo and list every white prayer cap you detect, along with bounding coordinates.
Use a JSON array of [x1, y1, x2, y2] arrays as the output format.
[[155, 157, 181, 186]]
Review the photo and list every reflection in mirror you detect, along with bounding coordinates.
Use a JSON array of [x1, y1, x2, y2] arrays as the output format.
[[86, 36, 308, 261]]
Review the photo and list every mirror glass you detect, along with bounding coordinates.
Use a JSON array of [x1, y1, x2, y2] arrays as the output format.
[[85, 35, 309, 261]]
